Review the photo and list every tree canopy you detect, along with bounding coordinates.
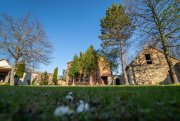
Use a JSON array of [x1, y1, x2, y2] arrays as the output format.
[[68, 54, 80, 78], [68, 45, 99, 84], [99, 3, 134, 85], [0, 14, 52, 85], [84, 45, 98, 75], [126, 0, 179, 83]]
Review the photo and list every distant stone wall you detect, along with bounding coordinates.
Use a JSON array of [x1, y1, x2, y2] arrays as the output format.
[[17, 72, 54, 85], [58, 80, 68, 86], [31, 72, 54, 85]]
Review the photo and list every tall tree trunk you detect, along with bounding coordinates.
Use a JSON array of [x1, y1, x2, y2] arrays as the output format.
[[10, 67, 15, 85], [162, 43, 179, 84], [90, 75, 93, 86], [10, 60, 17, 85], [120, 43, 129, 85], [83, 73, 86, 82], [110, 66, 114, 85], [78, 74, 81, 82], [72, 77, 75, 86]]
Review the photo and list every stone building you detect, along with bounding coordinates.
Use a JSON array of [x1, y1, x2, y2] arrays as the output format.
[[126, 46, 180, 85], [0, 59, 11, 83], [0, 58, 56, 85], [66, 57, 112, 86]]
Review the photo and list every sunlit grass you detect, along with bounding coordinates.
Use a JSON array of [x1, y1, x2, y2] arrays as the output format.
[[0, 85, 180, 121]]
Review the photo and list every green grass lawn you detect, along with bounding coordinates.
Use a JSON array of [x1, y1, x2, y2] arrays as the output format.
[[0, 85, 180, 121]]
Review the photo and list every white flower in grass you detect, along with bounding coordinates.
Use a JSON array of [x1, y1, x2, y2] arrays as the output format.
[[76, 100, 90, 113], [54, 106, 73, 117], [68, 92, 73, 95], [66, 92, 73, 102]]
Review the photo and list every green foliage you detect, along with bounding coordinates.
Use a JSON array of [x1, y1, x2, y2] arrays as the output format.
[[99, 3, 134, 85], [15, 61, 26, 78], [40, 71, 49, 85], [79, 52, 87, 74], [99, 3, 134, 44], [69, 45, 99, 79], [69, 54, 80, 78], [84, 45, 98, 75], [52, 67, 58, 85]]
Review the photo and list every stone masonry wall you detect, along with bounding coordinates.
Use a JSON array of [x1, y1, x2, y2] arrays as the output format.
[[128, 47, 180, 85]]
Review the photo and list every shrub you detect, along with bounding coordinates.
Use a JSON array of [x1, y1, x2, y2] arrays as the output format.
[[15, 61, 25, 78], [40, 71, 49, 85], [52, 67, 58, 85]]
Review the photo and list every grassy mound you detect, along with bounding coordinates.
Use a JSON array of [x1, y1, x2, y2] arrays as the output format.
[[0, 85, 180, 121]]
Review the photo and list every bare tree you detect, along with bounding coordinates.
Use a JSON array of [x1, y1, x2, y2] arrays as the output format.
[[0, 14, 52, 85], [125, 0, 180, 84]]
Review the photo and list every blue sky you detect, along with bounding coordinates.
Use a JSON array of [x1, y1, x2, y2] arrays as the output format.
[[0, 0, 122, 75]]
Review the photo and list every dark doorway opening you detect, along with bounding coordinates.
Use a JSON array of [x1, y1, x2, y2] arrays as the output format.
[[101, 76, 108, 85], [115, 78, 120, 85], [0, 72, 8, 82]]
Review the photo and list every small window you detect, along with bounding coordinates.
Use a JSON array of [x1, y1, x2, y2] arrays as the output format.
[[145, 54, 152, 64]]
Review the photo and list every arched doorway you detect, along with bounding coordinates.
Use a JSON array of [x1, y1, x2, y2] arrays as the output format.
[[101, 76, 108, 85], [174, 62, 180, 82], [115, 78, 120, 85]]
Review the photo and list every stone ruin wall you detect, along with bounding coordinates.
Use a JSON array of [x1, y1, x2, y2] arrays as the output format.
[[130, 47, 180, 85]]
